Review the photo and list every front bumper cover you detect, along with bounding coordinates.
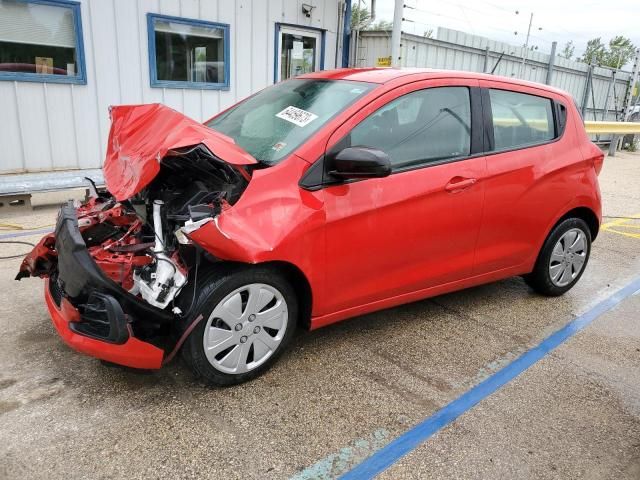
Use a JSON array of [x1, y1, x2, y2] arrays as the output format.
[[45, 202, 175, 369], [44, 279, 164, 369]]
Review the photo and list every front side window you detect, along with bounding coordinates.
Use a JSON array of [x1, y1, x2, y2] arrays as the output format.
[[0, 0, 86, 84], [348, 87, 472, 170], [489, 89, 554, 151], [207, 79, 374, 164], [148, 14, 229, 89]]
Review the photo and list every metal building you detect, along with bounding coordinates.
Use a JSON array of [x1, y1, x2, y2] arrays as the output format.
[[357, 28, 634, 125], [0, 0, 349, 177]]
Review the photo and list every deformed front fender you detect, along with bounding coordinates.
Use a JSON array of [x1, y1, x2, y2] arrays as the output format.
[[185, 155, 327, 314], [188, 215, 279, 263]]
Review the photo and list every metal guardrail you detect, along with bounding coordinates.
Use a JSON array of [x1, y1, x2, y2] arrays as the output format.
[[584, 121, 640, 134], [0, 169, 104, 196]]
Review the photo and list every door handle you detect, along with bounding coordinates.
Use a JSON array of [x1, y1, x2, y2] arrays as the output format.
[[445, 177, 477, 192]]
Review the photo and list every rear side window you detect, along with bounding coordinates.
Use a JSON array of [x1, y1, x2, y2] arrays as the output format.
[[556, 102, 568, 135], [349, 87, 471, 170], [489, 89, 554, 151]]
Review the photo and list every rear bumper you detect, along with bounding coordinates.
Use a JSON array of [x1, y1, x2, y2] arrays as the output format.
[[44, 278, 165, 369]]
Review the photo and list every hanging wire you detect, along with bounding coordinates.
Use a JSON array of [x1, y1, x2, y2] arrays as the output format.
[[405, 0, 592, 50]]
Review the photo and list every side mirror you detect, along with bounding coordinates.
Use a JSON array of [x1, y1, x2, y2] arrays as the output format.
[[329, 147, 391, 179]]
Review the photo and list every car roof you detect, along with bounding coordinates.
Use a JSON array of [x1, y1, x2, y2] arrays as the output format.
[[301, 68, 569, 97]]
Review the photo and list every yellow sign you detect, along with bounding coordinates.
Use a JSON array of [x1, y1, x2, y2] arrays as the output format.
[[376, 56, 392, 67]]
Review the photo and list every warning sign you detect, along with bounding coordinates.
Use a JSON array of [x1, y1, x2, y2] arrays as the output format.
[[376, 56, 392, 67]]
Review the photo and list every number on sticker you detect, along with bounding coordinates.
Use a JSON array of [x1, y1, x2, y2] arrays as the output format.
[[275, 106, 318, 127]]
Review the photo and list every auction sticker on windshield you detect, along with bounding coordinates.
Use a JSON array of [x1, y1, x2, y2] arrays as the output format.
[[276, 106, 318, 127]]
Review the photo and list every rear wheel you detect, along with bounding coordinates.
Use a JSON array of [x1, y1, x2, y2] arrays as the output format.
[[524, 218, 591, 296], [182, 267, 297, 386]]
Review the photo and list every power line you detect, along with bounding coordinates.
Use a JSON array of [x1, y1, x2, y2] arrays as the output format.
[[406, 0, 597, 46]]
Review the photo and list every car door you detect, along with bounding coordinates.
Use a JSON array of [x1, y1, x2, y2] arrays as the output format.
[[319, 79, 487, 315], [473, 82, 567, 275]]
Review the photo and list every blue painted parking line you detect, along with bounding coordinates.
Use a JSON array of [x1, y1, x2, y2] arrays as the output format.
[[0, 228, 52, 240], [339, 276, 640, 480]]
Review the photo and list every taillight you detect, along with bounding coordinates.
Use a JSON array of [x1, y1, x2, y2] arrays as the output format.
[[593, 152, 604, 175], [587, 142, 605, 176], [593, 148, 605, 176]]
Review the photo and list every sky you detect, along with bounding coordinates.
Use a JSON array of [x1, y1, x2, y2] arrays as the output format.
[[366, 0, 640, 69]]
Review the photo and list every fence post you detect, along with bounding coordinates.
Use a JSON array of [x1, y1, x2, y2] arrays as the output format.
[[546, 41, 557, 85], [581, 65, 593, 117], [602, 69, 615, 121], [608, 136, 619, 156], [483, 46, 490, 73]]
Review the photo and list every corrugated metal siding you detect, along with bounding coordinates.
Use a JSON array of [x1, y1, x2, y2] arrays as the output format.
[[359, 27, 633, 130], [0, 0, 340, 174]]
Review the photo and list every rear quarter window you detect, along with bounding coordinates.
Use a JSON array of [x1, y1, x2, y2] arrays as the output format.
[[556, 102, 568, 135], [489, 89, 555, 151]]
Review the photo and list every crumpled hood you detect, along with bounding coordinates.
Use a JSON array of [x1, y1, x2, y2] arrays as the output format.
[[104, 104, 256, 201]]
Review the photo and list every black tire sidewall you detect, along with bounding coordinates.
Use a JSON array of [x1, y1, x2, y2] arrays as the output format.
[[183, 267, 298, 386], [529, 217, 592, 296]]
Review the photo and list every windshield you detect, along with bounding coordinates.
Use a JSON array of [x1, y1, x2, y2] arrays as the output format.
[[206, 79, 375, 164]]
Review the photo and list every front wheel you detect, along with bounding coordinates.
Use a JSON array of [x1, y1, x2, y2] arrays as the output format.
[[524, 218, 592, 296], [182, 267, 297, 386]]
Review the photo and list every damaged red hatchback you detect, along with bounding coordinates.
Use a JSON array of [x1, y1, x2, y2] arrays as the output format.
[[17, 69, 603, 385]]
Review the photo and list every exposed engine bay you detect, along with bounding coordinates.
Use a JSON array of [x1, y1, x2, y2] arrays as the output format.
[[69, 145, 248, 311], [13, 104, 264, 370]]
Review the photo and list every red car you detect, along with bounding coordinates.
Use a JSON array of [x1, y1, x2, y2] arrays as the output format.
[[17, 68, 604, 385]]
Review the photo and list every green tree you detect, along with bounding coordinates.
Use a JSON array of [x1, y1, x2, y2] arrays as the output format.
[[559, 41, 575, 60], [370, 20, 393, 30], [603, 36, 636, 68], [579, 38, 606, 65], [579, 36, 637, 68], [351, 4, 371, 30]]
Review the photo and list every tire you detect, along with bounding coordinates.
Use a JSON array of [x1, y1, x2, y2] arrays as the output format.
[[181, 266, 297, 386], [524, 217, 592, 296]]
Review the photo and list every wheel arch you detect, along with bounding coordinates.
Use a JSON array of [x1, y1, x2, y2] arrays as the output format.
[[554, 206, 600, 241], [527, 205, 599, 276], [196, 258, 313, 331], [257, 260, 313, 331]]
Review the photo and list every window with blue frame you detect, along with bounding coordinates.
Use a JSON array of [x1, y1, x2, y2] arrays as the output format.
[[147, 13, 230, 90], [0, 0, 86, 84]]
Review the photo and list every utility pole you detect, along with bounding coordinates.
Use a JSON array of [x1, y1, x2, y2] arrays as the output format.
[[391, 0, 403, 67], [546, 41, 557, 85], [519, 13, 533, 77], [515, 12, 541, 78]]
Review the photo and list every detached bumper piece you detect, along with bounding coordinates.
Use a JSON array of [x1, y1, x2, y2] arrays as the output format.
[[46, 202, 172, 369]]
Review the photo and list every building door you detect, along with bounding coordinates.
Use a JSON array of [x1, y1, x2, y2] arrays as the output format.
[[276, 25, 322, 82]]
